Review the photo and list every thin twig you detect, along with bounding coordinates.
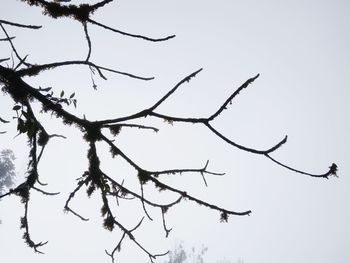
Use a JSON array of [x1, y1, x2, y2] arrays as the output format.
[[16, 60, 154, 81], [265, 154, 338, 178], [64, 180, 90, 221], [88, 18, 175, 42], [104, 123, 159, 133], [96, 68, 203, 125], [208, 74, 260, 121], [83, 22, 92, 61], [0, 19, 42, 29], [0, 37, 15, 41], [0, 24, 30, 66], [32, 186, 60, 195]]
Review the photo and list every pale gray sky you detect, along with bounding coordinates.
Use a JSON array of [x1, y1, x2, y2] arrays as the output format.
[[0, 0, 349, 263]]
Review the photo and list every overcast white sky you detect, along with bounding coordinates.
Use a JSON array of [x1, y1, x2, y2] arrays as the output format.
[[1, 0, 349, 263]]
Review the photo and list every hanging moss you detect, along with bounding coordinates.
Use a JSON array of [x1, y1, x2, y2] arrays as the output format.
[[20, 216, 27, 229], [84, 123, 102, 142], [100, 203, 108, 217], [109, 146, 119, 158], [109, 125, 121, 136], [137, 170, 150, 185], [20, 0, 95, 22], [26, 169, 37, 187], [220, 211, 228, 223], [2, 84, 29, 103], [86, 183, 96, 197], [37, 130, 49, 146], [155, 181, 167, 192], [103, 214, 114, 231], [16, 187, 30, 203]]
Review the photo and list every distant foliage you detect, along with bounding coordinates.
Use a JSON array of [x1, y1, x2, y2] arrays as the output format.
[[0, 149, 16, 195], [164, 243, 239, 263], [165, 243, 208, 263]]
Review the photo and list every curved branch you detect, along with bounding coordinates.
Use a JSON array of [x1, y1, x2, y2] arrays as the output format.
[[83, 22, 92, 61], [206, 122, 288, 155], [32, 186, 60, 196], [266, 154, 338, 178], [22, 199, 48, 254], [0, 116, 10, 123], [88, 18, 175, 42]]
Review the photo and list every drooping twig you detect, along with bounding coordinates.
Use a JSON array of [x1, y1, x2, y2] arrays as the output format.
[[139, 182, 153, 221], [88, 18, 176, 42], [266, 154, 338, 178], [32, 186, 60, 195], [21, 199, 48, 254], [205, 122, 288, 155], [83, 22, 92, 61], [0, 117, 10, 123]]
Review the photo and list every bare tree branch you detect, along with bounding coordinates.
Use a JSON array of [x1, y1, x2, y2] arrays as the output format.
[[266, 154, 338, 178], [0, 2, 337, 262], [88, 18, 176, 42], [16, 60, 154, 81], [0, 19, 42, 29], [83, 22, 92, 61], [207, 74, 260, 121]]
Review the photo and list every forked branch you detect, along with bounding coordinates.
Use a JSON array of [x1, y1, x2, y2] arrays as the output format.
[[0, 2, 338, 262]]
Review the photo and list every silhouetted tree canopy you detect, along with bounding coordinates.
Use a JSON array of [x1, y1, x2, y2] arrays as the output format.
[[0, 0, 338, 262]]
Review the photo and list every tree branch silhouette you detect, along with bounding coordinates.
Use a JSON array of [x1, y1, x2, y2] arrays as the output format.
[[0, 0, 337, 261]]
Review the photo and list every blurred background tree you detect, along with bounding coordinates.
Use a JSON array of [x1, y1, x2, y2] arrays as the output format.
[[0, 148, 16, 223], [164, 242, 208, 263], [0, 149, 15, 195]]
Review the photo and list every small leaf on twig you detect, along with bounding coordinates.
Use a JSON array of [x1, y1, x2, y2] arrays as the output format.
[[13, 105, 21, 111]]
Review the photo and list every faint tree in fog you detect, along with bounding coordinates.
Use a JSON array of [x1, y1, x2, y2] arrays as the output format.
[[0, 149, 15, 195], [164, 243, 207, 263]]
